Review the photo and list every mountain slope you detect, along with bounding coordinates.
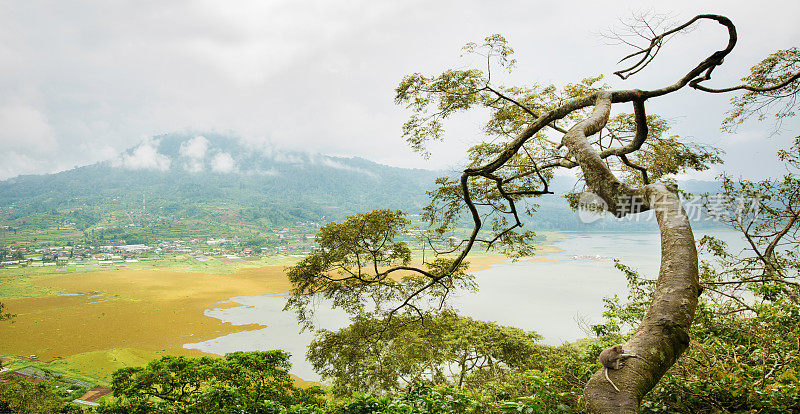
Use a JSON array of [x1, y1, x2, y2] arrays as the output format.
[[0, 133, 726, 246], [0, 133, 439, 244]]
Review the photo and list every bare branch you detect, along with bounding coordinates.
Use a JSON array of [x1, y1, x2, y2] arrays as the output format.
[[693, 71, 800, 94]]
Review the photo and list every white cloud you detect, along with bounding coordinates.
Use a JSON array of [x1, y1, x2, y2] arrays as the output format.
[[114, 137, 171, 171], [80, 142, 119, 163], [271, 151, 306, 164], [0, 151, 42, 179], [184, 159, 204, 173], [210, 151, 236, 173], [179, 135, 210, 158], [179, 135, 210, 172], [246, 146, 378, 178], [246, 168, 280, 176], [0, 104, 56, 152], [311, 154, 378, 179], [2, 1, 800, 179]]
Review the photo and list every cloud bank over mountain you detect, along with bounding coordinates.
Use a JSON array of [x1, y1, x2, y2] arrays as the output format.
[[0, 133, 442, 231], [1, 1, 798, 181], [113, 137, 172, 171], [106, 133, 385, 180]]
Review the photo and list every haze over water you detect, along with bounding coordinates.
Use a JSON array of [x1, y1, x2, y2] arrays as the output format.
[[185, 230, 743, 380]]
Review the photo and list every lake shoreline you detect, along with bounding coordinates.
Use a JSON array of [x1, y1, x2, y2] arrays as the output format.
[[0, 231, 568, 383]]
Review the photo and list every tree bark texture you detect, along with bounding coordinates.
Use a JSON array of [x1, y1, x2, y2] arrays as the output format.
[[583, 184, 698, 413], [560, 93, 700, 412]]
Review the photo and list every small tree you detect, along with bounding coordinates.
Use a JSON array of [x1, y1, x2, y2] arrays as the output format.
[[308, 310, 544, 398], [0, 302, 13, 371], [105, 351, 324, 413], [0, 375, 71, 414], [0, 302, 12, 322]]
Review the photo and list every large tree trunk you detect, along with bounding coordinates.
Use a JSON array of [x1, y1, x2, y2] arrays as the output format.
[[454, 14, 741, 410], [561, 92, 700, 412], [583, 184, 698, 413]]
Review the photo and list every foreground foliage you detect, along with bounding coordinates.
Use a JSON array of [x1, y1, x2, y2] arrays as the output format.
[[0, 371, 87, 414], [286, 13, 799, 409], [308, 311, 545, 397], [98, 351, 324, 414]]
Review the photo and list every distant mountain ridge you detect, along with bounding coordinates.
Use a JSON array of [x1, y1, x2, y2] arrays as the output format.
[[0, 133, 726, 245], [0, 133, 440, 244]]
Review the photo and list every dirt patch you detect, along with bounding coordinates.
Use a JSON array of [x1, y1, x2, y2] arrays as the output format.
[[78, 386, 112, 402]]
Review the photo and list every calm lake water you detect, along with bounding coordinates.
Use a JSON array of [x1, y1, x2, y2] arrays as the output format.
[[184, 230, 743, 380]]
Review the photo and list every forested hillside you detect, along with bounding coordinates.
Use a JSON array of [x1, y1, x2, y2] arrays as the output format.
[[0, 133, 725, 246], [0, 133, 439, 244]]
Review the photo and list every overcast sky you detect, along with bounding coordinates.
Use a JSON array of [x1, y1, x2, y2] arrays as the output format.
[[1, 0, 798, 180]]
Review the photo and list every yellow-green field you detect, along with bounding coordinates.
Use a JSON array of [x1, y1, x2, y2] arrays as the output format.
[[0, 232, 565, 386]]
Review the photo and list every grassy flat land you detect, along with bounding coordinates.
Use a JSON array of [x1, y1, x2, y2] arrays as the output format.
[[0, 261, 298, 385], [0, 232, 566, 385], [0, 253, 298, 298], [0, 265, 292, 360], [0, 258, 507, 385]]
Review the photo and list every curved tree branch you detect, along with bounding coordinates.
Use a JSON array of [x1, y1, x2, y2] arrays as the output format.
[[436, 15, 734, 410], [692, 71, 800, 93], [483, 84, 569, 134], [443, 13, 738, 278]]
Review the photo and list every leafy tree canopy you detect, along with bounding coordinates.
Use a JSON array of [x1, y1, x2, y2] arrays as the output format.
[[0, 374, 80, 414], [721, 47, 800, 131], [102, 351, 325, 413], [286, 33, 727, 332], [0, 302, 12, 322], [285, 209, 472, 328], [307, 310, 544, 398], [287, 13, 799, 411]]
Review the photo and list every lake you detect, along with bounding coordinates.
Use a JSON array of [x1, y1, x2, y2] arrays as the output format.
[[184, 230, 743, 380]]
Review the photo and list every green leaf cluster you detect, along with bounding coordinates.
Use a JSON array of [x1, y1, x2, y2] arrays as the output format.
[[397, 35, 722, 261], [723, 47, 800, 131], [307, 311, 544, 398], [100, 351, 325, 414], [0, 373, 82, 414], [285, 210, 474, 329]]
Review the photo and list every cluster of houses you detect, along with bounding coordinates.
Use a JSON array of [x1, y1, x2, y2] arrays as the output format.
[[0, 232, 318, 270], [0, 244, 149, 269]]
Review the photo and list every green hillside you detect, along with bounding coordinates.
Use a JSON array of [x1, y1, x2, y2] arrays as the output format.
[[0, 133, 438, 246], [0, 133, 727, 247]]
